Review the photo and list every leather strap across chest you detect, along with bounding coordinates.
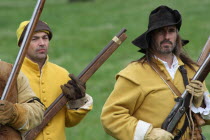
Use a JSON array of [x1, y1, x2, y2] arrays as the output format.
[[151, 62, 191, 139], [150, 62, 183, 96]]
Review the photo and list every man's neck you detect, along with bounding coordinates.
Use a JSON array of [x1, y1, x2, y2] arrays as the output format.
[[26, 56, 47, 71], [155, 53, 174, 68], [37, 61, 45, 71]]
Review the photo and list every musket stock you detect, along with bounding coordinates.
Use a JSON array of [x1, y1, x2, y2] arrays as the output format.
[[24, 28, 127, 139]]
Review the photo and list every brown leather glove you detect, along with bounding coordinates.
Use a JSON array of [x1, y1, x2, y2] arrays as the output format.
[[0, 100, 17, 125], [186, 80, 204, 107], [61, 74, 86, 100]]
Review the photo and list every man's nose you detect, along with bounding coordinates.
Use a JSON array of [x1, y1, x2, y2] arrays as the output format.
[[164, 31, 170, 39], [38, 39, 45, 45]]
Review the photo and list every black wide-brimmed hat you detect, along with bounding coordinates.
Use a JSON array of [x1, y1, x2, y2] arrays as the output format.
[[132, 5, 189, 50]]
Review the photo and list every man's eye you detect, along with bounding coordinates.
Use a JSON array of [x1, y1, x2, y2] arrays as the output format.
[[169, 29, 176, 32], [43, 36, 49, 39], [156, 29, 164, 34]]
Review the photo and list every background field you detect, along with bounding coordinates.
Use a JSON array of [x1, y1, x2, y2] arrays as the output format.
[[0, 0, 209, 139]]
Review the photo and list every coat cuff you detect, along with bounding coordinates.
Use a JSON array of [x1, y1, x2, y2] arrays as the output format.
[[9, 104, 29, 131], [67, 94, 93, 110], [191, 91, 210, 120], [134, 120, 152, 140]]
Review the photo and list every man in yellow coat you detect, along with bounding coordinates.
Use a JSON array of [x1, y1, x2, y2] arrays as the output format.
[[16, 20, 93, 140], [101, 5, 210, 140]]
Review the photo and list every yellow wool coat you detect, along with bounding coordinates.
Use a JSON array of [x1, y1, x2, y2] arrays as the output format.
[[101, 58, 208, 140], [21, 57, 91, 140], [17, 71, 45, 132]]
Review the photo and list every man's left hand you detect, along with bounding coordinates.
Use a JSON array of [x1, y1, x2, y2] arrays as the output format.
[[0, 100, 17, 125], [61, 74, 86, 100]]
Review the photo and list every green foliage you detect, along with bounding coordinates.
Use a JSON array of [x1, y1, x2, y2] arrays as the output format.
[[0, 0, 209, 139]]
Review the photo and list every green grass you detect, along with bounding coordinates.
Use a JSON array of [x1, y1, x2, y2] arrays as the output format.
[[0, 0, 210, 139]]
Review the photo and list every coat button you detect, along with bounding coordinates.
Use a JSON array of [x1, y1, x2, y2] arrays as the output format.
[[46, 131, 50, 135]]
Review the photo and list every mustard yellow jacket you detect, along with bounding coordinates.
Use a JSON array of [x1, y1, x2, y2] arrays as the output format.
[[21, 57, 91, 140], [101, 58, 208, 140], [17, 71, 45, 133]]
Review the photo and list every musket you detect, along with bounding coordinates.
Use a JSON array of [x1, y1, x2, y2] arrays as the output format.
[[0, 0, 46, 139], [197, 37, 210, 66], [1, 0, 46, 100], [161, 37, 210, 133], [24, 28, 127, 139], [193, 36, 210, 126]]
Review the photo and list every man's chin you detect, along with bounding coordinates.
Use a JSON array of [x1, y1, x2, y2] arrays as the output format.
[[162, 44, 171, 48], [37, 55, 47, 60], [160, 48, 173, 54]]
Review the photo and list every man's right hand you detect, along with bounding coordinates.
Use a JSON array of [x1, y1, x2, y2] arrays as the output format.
[[145, 128, 174, 140]]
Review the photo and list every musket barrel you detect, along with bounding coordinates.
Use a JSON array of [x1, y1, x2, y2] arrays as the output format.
[[181, 54, 210, 99], [1, 0, 46, 100], [78, 28, 127, 82]]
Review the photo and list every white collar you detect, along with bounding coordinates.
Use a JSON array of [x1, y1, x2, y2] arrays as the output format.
[[156, 55, 179, 69], [155, 55, 179, 79]]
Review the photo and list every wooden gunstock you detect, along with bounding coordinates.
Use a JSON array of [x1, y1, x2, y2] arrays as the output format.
[[193, 54, 210, 126], [193, 113, 206, 126], [24, 29, 127, 139], [193, 36, 210, 126]]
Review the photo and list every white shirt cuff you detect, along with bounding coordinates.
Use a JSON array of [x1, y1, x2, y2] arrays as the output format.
[[80, 94, 93, 110], [66, 94, 93, 110], [134, 120, 152, 140], [191, 91, 210, 120]]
